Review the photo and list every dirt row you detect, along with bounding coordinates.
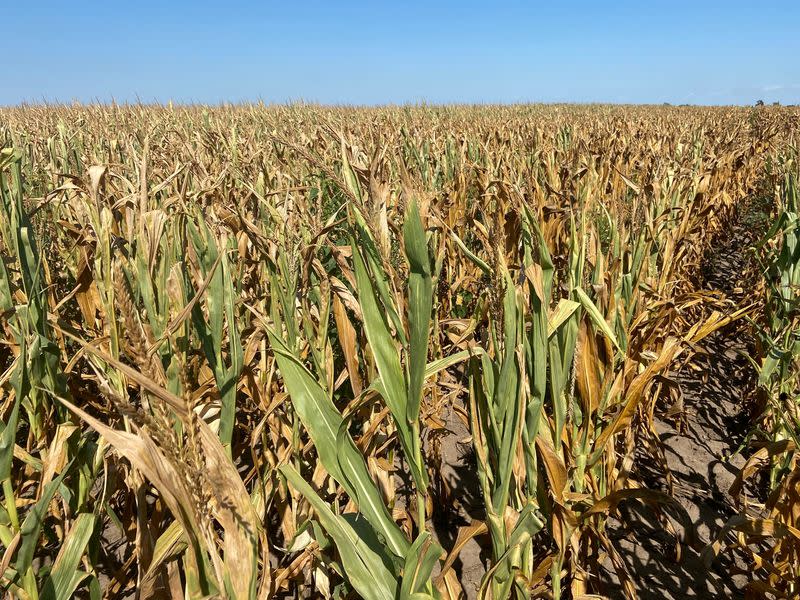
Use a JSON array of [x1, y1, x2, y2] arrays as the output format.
[[606, 200, 768, 598]]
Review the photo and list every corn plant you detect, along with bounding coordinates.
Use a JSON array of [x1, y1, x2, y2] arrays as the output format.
[[0, 103, 794, 599]]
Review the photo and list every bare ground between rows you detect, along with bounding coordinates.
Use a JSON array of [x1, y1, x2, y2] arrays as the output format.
[[600, 202, 768, 599]]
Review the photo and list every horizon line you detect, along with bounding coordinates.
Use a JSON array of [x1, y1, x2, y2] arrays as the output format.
[[1, 98, 791, 110]]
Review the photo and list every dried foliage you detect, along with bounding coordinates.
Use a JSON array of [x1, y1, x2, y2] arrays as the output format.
[[0, 103, 798, 599]]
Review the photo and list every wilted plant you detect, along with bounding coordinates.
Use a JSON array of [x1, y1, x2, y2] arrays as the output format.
[[0, 103, 795, 600]]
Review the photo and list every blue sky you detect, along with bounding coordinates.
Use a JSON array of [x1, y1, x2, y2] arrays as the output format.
[[4, 1, 799, 106]]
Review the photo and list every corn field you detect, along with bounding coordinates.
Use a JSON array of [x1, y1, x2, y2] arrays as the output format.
[[0, 103, 799, 599]]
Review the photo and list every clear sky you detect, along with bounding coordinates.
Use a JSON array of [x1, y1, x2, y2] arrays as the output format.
[[4, 1, 799, 106]]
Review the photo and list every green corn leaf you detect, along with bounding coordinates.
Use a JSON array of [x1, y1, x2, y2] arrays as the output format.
[[41, 513, 96, 600], [548, 313, 579, 457], [575, 287, 622, 353], [450, 231, 491, 275], [0, 394, 21, 482], [508, 501, 545, 547], [548, 299, 580, 338], [350, 206, 407, 344], [491, 272, 523, 511], [423, 349, 476, 379], [265, 327, 409, 558], [340, 146, 363, 203], [351, 235, 428, 489], [16, 460, 73, 574], [399, 531, 443, 599], [280, 464, 397, 600], [521, 211, 554, 486], [220, 248, 243, 441], [403, 199, 433, 426], [759, 345, 784, 386], [0, 251, 13, 315], [367, 350, 477, 401], [141, 520, 188, 589], [187, 218, 242, 448]]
